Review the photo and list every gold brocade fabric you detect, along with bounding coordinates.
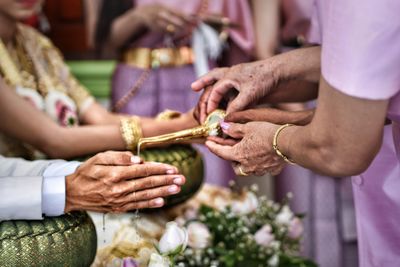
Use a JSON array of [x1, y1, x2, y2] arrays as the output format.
[[0, 212, 97, 267], [0, 24, 94, 159]]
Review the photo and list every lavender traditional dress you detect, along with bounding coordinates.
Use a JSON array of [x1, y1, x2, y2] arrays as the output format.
[[311, 0, 400, 266], [112, 0, 254, 186]]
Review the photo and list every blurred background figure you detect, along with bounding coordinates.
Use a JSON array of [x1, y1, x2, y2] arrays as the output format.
[[92, 0, 256, 186]]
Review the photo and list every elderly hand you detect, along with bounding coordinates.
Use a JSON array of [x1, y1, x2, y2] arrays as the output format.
[[65, 151, 185, 213], [191, 60, 278, 118], [206, 121, 286, 176]]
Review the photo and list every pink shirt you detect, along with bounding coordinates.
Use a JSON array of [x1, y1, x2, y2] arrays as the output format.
[[310, 0, 400, 266]]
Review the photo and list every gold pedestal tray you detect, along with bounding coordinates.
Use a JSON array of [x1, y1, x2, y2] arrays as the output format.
[[0, 211, 97, 267], [140, 144, 204, 207]]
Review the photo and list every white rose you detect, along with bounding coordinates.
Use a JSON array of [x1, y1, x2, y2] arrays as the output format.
[[148, 253, 170, 267], [276, 205, 294, 225], [254, 224, 274, 247], [187, 222, 212, 249], [268, 254, 279, 267], [288, 217, 304, 239], [231, 192, 259, 215], [158, 222, 188, 255]]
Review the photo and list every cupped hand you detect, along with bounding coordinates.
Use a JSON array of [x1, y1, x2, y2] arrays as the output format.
[[65, 151, 185, 213], [136, 4, 194, 35], [206, 121, 286, 176], [191, 60, 279, 117]]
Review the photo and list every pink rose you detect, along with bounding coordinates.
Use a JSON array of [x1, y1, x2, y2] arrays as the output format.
[[288, 217, 304, 239], [254, 224, 275, 247]]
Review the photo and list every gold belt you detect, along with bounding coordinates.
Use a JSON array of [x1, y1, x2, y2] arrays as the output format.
[[121, 47, 195, 69]]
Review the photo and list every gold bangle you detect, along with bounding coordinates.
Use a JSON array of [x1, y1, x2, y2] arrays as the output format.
[[120, 116, 143, 151], [155, 109, 181, 121], [272, 124, 296, 164]]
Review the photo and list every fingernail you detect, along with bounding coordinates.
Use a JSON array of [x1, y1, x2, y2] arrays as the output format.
[[131, 156, 141, 164], [220, 121, 230, 131], [153, 198, 164, 206], [168, 185, 179, 193], [173, 177, 183, 185], [166, 168, 177, 174]]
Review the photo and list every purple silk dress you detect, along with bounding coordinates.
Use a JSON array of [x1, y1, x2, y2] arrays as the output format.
[[112, 0, 255, 186], [277, 2, 358, 266], [310, 0, 400, 266]]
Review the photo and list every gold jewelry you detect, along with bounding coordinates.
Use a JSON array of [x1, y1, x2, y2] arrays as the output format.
[[273, 124, 296, 164], [120, 116, 143, 151], [238, 166, 248, 176], [156, 109, 181, 121], [166, 24, 175, 33]]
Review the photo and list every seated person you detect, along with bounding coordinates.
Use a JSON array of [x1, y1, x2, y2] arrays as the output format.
[[0, 0, 197, 160]]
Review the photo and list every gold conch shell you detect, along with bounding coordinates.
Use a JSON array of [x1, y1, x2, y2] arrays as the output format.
[[137, 109, 226, 153]]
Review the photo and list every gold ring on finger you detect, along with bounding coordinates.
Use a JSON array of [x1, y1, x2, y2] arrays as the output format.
[[166, 24, 175, 33], [238, 166, 249, 176]]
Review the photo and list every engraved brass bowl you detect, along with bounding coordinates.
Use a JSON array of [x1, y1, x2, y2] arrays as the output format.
[[140, 144, 204, 207]]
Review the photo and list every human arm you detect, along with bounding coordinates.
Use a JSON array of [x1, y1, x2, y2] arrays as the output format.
[[206, 77, 388, 177], [108, 4, 192, 49], [0, 79, 198, 159], [251, 0, 280, 59], [191, 46, 321, 119], [0, 152, 185, 220]]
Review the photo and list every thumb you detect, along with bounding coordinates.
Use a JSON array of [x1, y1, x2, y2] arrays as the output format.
[[220, 122, 247, 139], [226, 93, 251, 114]]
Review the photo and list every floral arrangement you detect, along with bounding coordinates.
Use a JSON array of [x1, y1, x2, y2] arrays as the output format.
[[115, 184, 317, 267]]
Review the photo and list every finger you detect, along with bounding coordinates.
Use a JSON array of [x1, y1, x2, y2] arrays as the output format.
[[191, 68, 226, 91], [205, 140, 238, 161], [207, 79, 238, 113], [220, 122, 246, 139], [116, 174, 186, 197], [225, 110, 257, 123], [232, 164, 250, 177], [116, 197, 165, 211], [101, 162, 179, 182], [200, 86, 212, 123], [226, 93, 252, 114], [207, 136, 238, 146], [123, 184, 181, 204], [90, 151, 141, 166]]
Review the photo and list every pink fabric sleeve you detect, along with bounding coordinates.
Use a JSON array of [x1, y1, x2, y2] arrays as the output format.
[[320, 0, 400, 100]]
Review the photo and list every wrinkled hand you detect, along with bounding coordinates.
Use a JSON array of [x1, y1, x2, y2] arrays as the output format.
[[225, 107, 315, 126], [65, 151, 185, 213], [136, 4, 194, 36], [191, 60, 279, 118], [206, 121, 285, 176]]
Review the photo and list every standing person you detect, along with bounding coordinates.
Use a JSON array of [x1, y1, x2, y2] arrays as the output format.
[[95, 0, 255, 185], [191, 0, 400, 265]]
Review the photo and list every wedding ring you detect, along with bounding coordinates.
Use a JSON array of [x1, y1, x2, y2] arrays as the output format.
[[238, 166, 248, 176], [166, 24, 175, 33]]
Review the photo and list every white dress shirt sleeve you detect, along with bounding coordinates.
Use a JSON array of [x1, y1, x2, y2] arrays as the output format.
[[42, 161, 81, 217]]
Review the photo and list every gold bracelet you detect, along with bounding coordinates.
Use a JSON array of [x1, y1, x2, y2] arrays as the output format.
[[272, 124, 296, 164], [120, 116, 143, 151], [156, 109, 181, 121]]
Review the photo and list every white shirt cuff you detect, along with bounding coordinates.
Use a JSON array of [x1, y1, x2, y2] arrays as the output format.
[[42, 161, 81, 217]]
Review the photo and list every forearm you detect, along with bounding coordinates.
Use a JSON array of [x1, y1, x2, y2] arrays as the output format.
[[110, 8, 147, 49], [252, 0, 280, 59], [277, 78, 388, 177], [271, 46, 321, 84]]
